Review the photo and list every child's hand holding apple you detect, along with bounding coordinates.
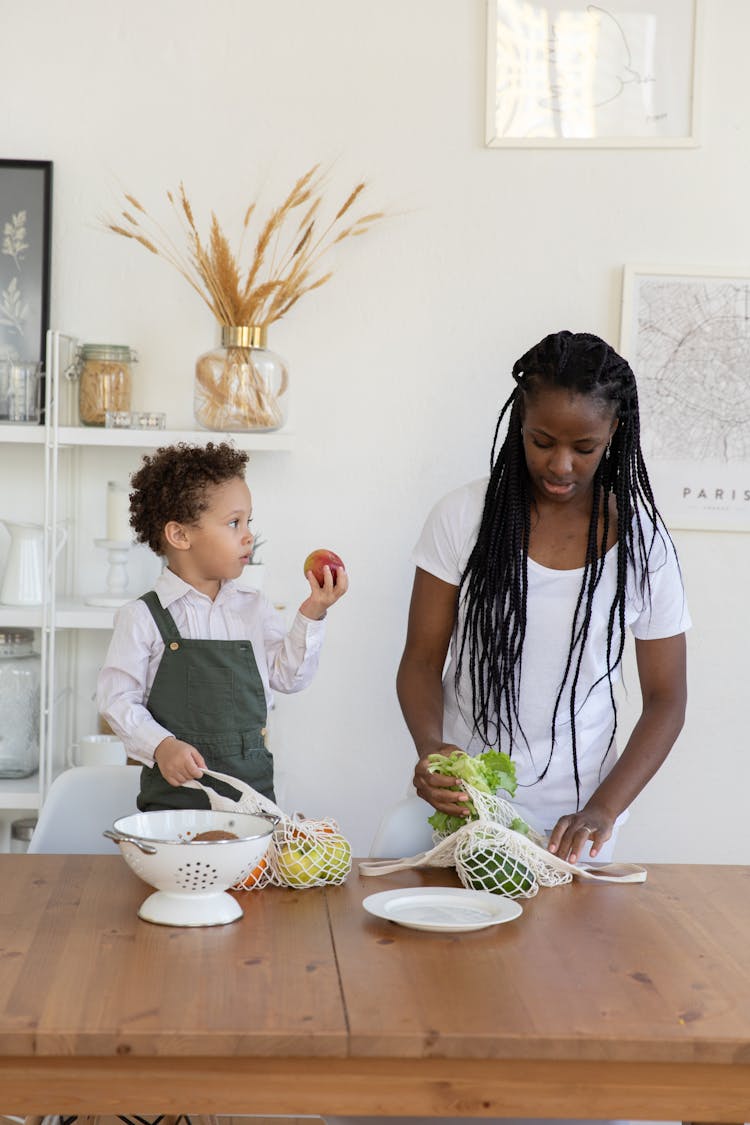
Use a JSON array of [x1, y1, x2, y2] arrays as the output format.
[[300, 548, 348, 619]]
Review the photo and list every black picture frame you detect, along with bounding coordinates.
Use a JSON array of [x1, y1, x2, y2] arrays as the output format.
[[0, 159, 52, 374]]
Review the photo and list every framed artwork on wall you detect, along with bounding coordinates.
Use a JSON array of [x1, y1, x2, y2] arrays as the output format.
[[485, 0, 702, 148], [620, 264, 750, 532], [0, 159, 53, 368]]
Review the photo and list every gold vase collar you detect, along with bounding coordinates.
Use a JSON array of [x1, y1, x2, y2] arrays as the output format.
[[221, 325, 267, 349]]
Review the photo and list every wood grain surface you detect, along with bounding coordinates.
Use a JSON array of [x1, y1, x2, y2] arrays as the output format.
[[0, 855, 346, 1057], [333, 864, 750, 1064], [0, 855, 748, 1121]]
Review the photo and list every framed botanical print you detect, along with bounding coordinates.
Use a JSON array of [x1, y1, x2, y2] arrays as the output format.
[[0, 159, 53, 367]]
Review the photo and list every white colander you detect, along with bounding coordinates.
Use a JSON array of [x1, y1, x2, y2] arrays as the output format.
[[106, 808, 277, 927]]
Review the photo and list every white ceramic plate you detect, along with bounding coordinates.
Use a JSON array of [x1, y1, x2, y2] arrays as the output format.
[[362, 886, 523, 932]]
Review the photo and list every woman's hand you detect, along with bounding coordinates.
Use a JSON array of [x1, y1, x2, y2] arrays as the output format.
[[547, 805, 615, 864], [414, 746, 472, 817], [300, 565, 349, 621], [154, 737, 206, 787]]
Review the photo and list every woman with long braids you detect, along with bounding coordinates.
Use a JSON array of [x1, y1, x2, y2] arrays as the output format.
[[397, 330, 690, 864]]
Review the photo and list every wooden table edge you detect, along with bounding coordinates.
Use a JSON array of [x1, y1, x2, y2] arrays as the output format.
[[0, 1055, 748, 1121]]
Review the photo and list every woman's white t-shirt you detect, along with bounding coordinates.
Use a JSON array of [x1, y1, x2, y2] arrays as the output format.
[[412, 478, 691, 835]]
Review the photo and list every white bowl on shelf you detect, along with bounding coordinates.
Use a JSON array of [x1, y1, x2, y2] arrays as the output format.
[[107, 808, 277, 927]]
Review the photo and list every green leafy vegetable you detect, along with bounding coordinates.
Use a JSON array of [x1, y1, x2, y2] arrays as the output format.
[[426, 749, 519, 835]]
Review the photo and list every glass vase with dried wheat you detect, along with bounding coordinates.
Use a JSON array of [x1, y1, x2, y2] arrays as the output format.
[[195, 324, 288, 431], [104, 166, 384, 432]]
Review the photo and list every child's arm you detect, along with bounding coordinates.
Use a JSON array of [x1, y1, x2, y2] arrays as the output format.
[[257, 565, 348, 695], [96, 600, 192, 772]]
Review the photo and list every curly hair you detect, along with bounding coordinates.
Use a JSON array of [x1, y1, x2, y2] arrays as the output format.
[[456, 330, 671, 806], [129, 442, 250, 554]]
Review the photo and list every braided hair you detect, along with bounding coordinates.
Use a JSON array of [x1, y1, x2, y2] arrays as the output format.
[[456, 330, 667, 805]]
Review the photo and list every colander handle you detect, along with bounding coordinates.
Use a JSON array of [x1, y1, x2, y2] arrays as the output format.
[[103, 828, 158, 855]]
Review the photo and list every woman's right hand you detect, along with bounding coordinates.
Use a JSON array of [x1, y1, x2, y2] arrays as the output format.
[[413, 746, 472, 817]]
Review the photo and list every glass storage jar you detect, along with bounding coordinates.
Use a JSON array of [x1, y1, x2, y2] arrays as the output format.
[[0, 628, 40, 778], [77, 344, 137, 426]]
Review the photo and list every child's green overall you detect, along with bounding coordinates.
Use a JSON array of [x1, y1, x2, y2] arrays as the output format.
[[137, 590, 275, 811]]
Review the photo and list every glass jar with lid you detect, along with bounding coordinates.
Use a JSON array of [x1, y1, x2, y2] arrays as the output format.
[[77, 343, 138, 426], [0, 628, 40, 778]]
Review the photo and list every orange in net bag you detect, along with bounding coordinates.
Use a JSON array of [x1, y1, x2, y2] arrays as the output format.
[[182, 768, 352, 890]]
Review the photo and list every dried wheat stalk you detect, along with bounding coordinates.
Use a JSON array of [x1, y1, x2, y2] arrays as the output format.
[[103, 166, 384, 328], [103, 167, 384, 429]]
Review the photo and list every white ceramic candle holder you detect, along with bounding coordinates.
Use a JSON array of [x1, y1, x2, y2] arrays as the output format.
[[84, 539, 133, 607]]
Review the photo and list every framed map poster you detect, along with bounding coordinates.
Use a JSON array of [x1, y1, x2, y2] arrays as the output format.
[[620, 264, 750, 531], [486, 0, 702, 147]]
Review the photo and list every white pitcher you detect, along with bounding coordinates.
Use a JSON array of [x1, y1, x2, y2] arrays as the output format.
[[0, 521, 67, 606]]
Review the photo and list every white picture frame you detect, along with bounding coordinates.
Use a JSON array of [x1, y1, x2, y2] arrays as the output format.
[[620, 264, 750, 532], [485, 0, 702, 148]]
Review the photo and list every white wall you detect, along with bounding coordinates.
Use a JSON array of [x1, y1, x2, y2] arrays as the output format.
[[2, 0, 747, 861]]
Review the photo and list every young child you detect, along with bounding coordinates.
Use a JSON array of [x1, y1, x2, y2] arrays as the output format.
[[96, 441, 347, 812]]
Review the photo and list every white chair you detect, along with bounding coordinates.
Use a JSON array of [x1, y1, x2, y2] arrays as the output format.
[[28, 765, 142, 854], [369, 794, 436, 858]]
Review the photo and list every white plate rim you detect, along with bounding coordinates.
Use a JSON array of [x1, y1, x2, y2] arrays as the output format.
[[362, 886, 523, 932]]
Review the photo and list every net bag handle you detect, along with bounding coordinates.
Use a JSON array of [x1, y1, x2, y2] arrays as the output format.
[[182, 768, 285, 819], [359, 852, 434, 876], [359, 831, 467, 876], [360, 825, 647, 884]]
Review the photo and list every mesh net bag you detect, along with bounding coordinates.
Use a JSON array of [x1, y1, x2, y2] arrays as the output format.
[[431, 780, 548, 846], [453, 820, 569, 898], [424, 781, 567, 895], [182, 768, 352, 890], [269, 814, 352, 889], [360, 820, 570, 899], [360, 779, 647, 894]]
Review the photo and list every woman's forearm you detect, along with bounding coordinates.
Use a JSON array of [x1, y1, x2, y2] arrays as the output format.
[[586, 633, 687, 821], [396, 652, 447, 759], [548, 633, 687, 862], [398, 652, 472, 815], [585, 695, 686, 821], [397, 568, 460, 759], [398, 568, 467, 813]]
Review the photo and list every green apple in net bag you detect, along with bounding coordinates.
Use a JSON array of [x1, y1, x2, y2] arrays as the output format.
[[460, 846, 535, 897], [277, 832, 352, 887]]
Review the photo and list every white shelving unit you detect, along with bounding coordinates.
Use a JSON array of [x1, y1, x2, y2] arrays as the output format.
[[0, 329, 293, 826], [56, 426, 294, 451]]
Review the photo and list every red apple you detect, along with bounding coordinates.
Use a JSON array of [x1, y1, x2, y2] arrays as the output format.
[[304, 548, 345, 586]]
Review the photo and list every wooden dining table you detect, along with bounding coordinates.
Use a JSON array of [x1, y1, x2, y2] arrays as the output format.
[[0, 854, 748, 1122]]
